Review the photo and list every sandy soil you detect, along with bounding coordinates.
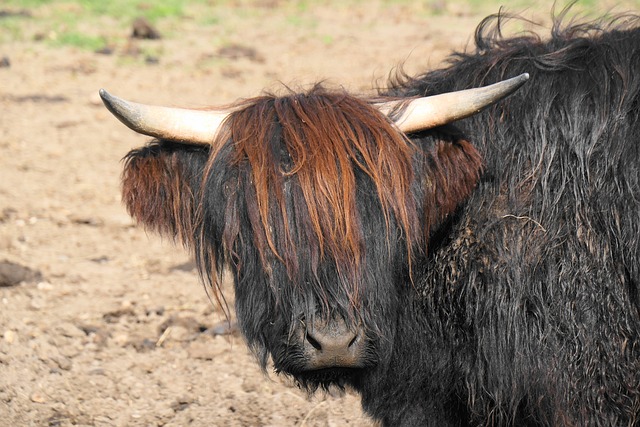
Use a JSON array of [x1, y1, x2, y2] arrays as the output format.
[[0, 2, 633, 426]]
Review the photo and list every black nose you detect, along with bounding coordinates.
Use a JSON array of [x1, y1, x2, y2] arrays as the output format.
[[301, 316, 364, 369]]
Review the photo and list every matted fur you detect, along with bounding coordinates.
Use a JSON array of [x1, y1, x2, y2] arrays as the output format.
[[121, 85, 482, 317], [380, 9, 640, 426], [207, 87, 419, 287], [120, 86, 484, 389]]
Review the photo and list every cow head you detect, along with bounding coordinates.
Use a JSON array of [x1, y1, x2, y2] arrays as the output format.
[[101, 75, 527, 391]]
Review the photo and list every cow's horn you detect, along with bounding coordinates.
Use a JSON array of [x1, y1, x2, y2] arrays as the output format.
[[379, 73, 530, 133], [99, 89, 228, 144]]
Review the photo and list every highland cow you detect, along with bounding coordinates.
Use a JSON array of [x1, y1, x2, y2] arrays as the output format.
[[100, 10, 640, 426]]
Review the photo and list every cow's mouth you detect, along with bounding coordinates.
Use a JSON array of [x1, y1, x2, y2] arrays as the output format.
[[289, 367, 365, 391]]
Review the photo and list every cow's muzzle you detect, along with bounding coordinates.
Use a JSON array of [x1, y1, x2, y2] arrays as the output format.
[[298, 315, 366, 370]]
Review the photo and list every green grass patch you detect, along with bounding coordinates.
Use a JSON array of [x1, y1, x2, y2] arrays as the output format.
[[50, 31, 106, 50], [74, 0, 186, 22], [0, 16, 27, 43], [3, 0, 640, 51], [0, 0, 212, 50], [2, 0, 51, 7]]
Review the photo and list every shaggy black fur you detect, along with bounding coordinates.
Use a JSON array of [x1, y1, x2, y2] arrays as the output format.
[[120, 9, 640, 427], [378, 9, 640, 427]]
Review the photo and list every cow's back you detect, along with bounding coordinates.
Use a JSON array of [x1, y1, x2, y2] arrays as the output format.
[[398, 16, 640, 426]]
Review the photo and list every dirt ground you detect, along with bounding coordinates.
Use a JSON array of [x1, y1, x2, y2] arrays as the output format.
[[0, 2, 634, 426]]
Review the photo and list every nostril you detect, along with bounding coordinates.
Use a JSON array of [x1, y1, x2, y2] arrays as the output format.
[[300, 320, 365, 368], [305, 332, 322, 351], [348, 333, 359, 348], [305, 328, 360, 353]]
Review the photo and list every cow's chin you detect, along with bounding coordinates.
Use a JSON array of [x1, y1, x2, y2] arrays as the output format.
[[286, 367, 365, 393], [269, 340, 379, 393]]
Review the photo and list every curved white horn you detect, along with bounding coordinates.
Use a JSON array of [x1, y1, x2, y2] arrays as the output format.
[[378, 73, 530, 133], [99, 89, 229, 144]]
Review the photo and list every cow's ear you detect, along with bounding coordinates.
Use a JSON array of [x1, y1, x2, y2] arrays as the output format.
[[417, 130, 483, 231], [121, 142, 209, 247]]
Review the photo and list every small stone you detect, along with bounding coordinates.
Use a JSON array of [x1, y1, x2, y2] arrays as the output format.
[[88, 367, 105, 376], [56, 322, 84, 338], [132, 337, 155, 352], [94, 46, 113, 55], [3, 330, 16, 344], [171, 397, 196, 412], [0, 260, 42, 287], [206, 320, 239, 336], [50, 355, 72, 371], [69, 215, 103, 227], [30, 392, 46, 403], [103, 307, 135, 323], [90, 329, 110, 346], [59, 344, 81, 359], [36, 281, 53, 291], [158, 315, 207, 337], [145, 306, 165, 316], [0, 387, 15, 403], [29, 297, 45, 310], [111, 332, 129, 347], [131, 17, 161, 40]]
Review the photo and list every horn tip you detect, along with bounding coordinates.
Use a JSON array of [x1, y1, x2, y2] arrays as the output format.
[[98, 88, 118, 112], [98, 89, 134, 124], [98, 88, 110, 102], [506, 73, 530, 92]]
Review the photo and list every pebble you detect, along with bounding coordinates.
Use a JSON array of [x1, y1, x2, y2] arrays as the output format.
[[29, 297, 45, 310], [3, 330, 16, 344], [111, 332, 130, 347], [55, 322, 85, 339], [30, 392, 46, 404], [171, 396, 196, 412], [145, 305, 165, 316], [0, 260, 42, 287], [131, 17, 161, 40], [0, 387, 15, 403], [50, 355, 72, 371], [36, 281, 53, 291], [59, 345, 81, 358], [90, 329, 110, 346], [158, 315, 206, 338], [88, 367, 105, 376], [132, 338, 156, 352], [206, 320, 239, 336]]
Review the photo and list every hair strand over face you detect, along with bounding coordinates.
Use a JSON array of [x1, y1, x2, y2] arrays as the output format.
[[201, 86, 421, 307]]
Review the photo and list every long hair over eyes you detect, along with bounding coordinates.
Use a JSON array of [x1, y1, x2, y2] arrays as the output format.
[[199, 85, 421, 304]]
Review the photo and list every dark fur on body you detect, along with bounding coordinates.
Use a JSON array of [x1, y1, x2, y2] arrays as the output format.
[[379, 11, 640, 426], [121, 11, 640, 427]]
